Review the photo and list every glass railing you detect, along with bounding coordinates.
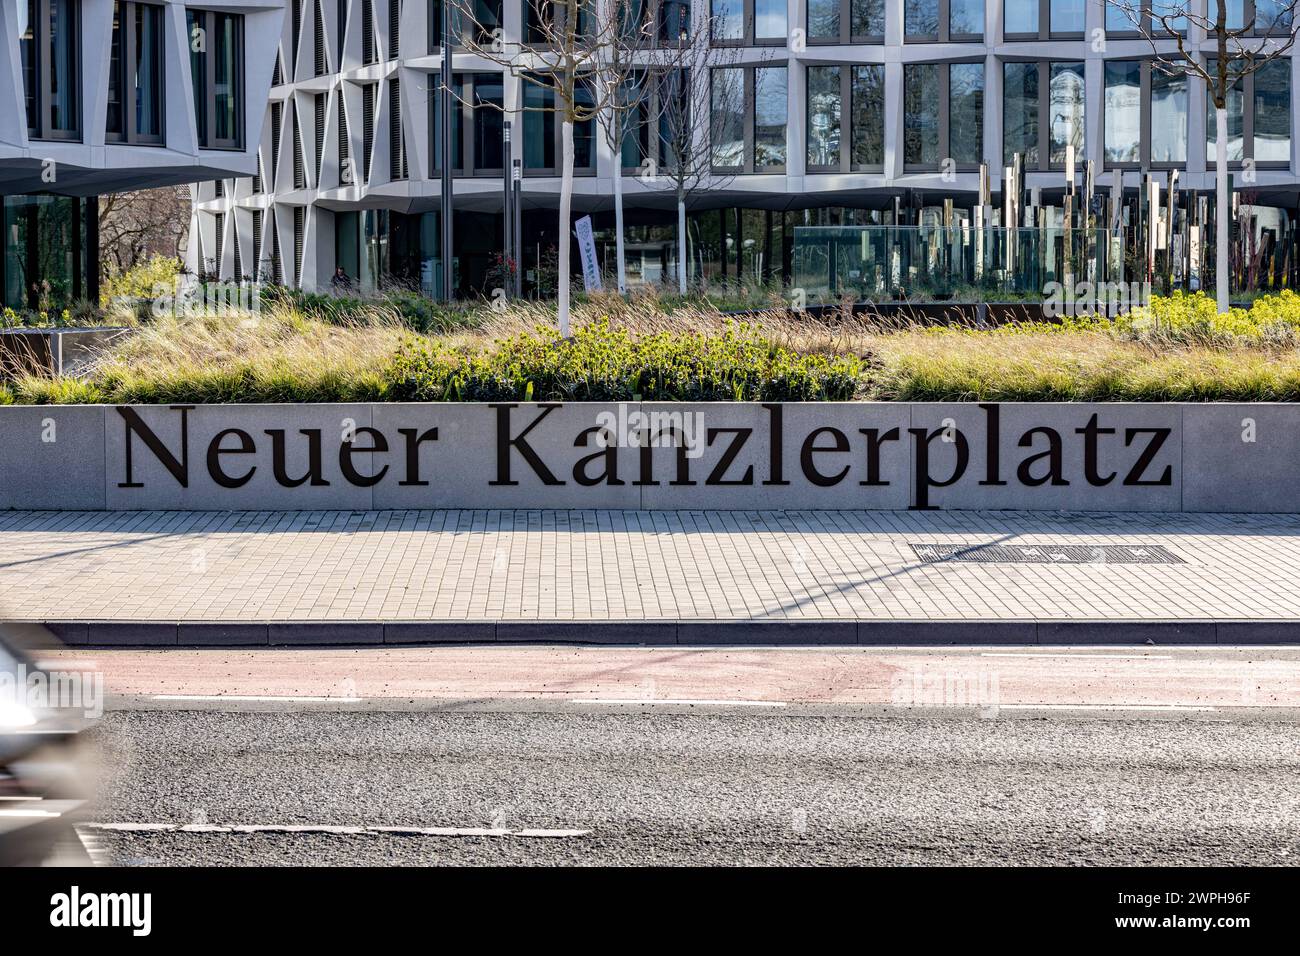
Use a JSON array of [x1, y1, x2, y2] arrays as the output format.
[[792, 225, 1121, 302]]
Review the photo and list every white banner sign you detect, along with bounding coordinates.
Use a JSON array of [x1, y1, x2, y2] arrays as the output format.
[[574, 216, 602, 292]]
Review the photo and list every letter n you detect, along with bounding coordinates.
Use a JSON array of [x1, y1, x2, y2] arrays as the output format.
[[118, 406, 192, 488]]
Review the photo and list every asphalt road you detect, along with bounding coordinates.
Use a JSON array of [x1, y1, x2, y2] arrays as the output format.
[[82, 701, 1300, 866]]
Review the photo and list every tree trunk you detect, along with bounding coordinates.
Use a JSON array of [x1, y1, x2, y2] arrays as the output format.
[[676, 195, 687, 294], [558, 118, 574, 337], [613, 161, 627, 294], [1215, 107, 1230, 314]]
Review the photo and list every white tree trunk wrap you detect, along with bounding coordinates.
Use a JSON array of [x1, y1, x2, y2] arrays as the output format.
[[1215, 107, 1230, 314], [558, 118, 574, 337]]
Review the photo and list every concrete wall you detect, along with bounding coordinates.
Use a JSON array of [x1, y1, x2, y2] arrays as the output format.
[[0, 402, 1293, 512]]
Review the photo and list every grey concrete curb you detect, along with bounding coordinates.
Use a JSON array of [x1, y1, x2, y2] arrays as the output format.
[[23, 618, 1300, 647]]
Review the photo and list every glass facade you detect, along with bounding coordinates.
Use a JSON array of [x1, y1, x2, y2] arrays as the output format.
[[2, 196, 93, 310]]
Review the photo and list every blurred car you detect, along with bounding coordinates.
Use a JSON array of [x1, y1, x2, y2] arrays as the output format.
[[0, 628, 97, 866]]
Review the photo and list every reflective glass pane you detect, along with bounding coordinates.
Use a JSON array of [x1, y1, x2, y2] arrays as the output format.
[[1005, 0, 1037, 34], [1003, 61, 1039, 165], [905, 0, 939, 35], [851, 0, 884, 35], [523, 80, 554, 169], [808, 0, 838, 38], [1206, 61, 1245, 162], [949, 62, 984, 164], [754, 66, 787, 167], [1104, 60, 1140, 163], [1051, 0, 1084, 32], [712, 0, 742, 39], [1151, 67, 1187, 163], [904, 63, 939, 165], [1049, 61, 1085, 165], [807, 65, 841, 167], [950, 0, 982, 35], [711, 67, 744, 167], [1254, 59, 1290, 161], [851, 64, 883, 167], [756, 0, 786, 38]]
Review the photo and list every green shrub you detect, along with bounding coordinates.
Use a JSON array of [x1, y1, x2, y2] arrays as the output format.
[[388, 319, 868, 402], [101, 255, 183, 308], [1113, 290, 1300, 346]]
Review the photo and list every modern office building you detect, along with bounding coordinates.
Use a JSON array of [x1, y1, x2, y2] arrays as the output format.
[[189, 0, 1299, 297], [1, 0, 283, 309]]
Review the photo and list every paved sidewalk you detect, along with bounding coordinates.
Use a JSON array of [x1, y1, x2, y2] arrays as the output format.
[[1, 510, 1299, 644]]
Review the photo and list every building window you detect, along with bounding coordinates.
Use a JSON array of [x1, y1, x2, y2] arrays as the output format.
[[521, 77, 597, 175], [620, 69, 691, 172], [451, 0, 503, 47], [711, 67, 745, 167], [187, 8, 244, 149], [710, 64, 787, 173], [754, 66, 787, 168], [712, 0, 786, 43], [807, 64, 882, 172], [809, 0, 884, 40], [107, 2, 164, 144], [1003, 60, 1084, 169], [524, 0, 593, 42], [20, 0, 81, 140], [903, 62, 983, 170], [1104, 60, 1187, 166], [1206, 58, 1291, 165], [1005, 0, 1084, 36], [905, 0, 982, 40], [429, 73, 506, 175]]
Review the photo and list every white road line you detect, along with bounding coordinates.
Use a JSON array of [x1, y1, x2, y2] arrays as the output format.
[[152, 694, 364, 703], [568, 698, 787, 707], [995, 703, 1217, 712], [81, 823, 589, 838], [980, 653, 1174, 660]]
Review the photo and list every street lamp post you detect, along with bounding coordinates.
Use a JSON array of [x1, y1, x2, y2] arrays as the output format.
[[440, 0, 454, 302]]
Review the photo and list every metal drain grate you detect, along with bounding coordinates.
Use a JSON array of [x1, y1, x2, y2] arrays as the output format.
[[910, 543, 1184, 565]]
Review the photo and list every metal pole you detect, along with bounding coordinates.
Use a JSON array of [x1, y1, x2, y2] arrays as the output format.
[[440, 0, 454, 301], [512, 158, 523, 298], [502, 120, 512, 296]]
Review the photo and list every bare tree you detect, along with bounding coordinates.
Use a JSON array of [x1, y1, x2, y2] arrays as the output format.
[[450, 0, 647, 334], [98, 187, 190, 277], [641, 11, 744, 293], [592, 1, 667, 294], [1111, 0, 1300, 311]]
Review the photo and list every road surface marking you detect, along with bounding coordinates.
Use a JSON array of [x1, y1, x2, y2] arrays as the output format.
[[152, 694, 364, 703], [995, 703, 1217, 712], [980, 653, 1174, 660], [568, 698, 787, 707], [82, 823, 589, 838]]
